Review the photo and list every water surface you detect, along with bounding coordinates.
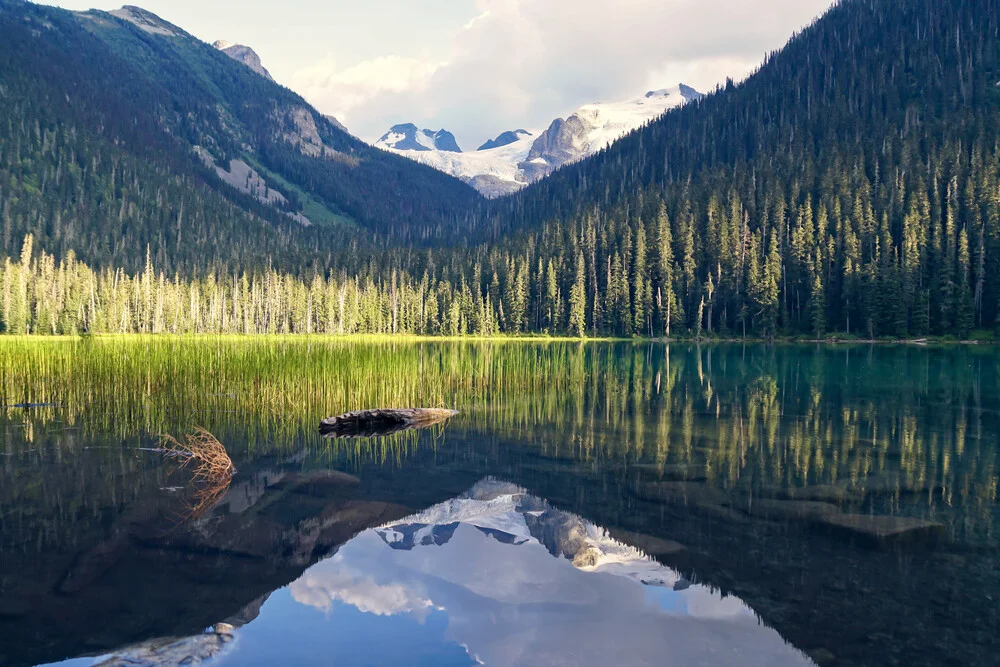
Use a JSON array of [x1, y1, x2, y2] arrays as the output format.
[[0, 339, 997, 667]]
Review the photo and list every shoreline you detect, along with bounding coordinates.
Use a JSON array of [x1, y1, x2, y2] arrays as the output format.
[[0, 333, 993, 346]]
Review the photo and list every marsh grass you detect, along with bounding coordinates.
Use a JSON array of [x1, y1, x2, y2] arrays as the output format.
[[0, 336, 998, 543]]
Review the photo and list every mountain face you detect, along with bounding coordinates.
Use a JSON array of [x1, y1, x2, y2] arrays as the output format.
[[376, 85, 702, 197], [323, 114, 349, 134], [519, 85, 704, 182], [478, 129, 531, 151], [213, 40, 274, 81], [377, 124, 462, 152], [0, 1, 479, 275]]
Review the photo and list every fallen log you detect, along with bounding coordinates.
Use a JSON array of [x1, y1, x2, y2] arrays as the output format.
[[319, 408, 459, 439]]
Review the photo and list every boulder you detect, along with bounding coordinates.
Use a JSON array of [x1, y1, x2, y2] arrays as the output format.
[[726, 498, 842, 522], [817, 513, 947, 549]]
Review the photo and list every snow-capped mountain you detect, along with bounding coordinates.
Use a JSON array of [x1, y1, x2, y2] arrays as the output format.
[[377, 127, 537, 198], [213, 40, 274, 81], [377, 124, 462, 152], [521, 84, 704, 181], [373, 84, 703, 197], [271, 479, 816, 667], [478, 129, 532, 151]]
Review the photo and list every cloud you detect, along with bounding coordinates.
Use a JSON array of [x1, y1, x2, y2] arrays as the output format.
[[292, 55, 444, 124], [289, 554, 435, 619], [292, 0, 835, 147]]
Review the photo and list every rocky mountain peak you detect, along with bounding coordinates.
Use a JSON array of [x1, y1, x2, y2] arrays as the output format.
[[478, 129, 532, 151], [377, 124, 462, 153], [213, 40, 273, 81]]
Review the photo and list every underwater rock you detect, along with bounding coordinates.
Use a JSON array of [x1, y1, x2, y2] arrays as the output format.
[[608, 529, 686, 557], [842, 473, 944, 496], [808, 648, 837, 665], [319, 408, 458, 438], [631, 481, 727, 508], [726, 498, 842, 522], [629, 463, 709, 482], [765, 485, 850, 503], [817, 513, 947, 549]]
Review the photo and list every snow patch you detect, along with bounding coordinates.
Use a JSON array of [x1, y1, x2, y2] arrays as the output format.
[[376, 84, 702, 196]]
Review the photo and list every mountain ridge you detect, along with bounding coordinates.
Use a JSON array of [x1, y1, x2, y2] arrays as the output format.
[[374, 84, 702, 197]]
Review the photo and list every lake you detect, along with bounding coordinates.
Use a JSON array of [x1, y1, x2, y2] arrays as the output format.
[[0, 338, 997, 667]]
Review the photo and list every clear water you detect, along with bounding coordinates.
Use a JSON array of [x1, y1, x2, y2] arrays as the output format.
[[0, 339, 997, 667]]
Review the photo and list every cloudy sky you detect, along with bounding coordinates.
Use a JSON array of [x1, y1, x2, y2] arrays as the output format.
[[39, 0, 835, 148]]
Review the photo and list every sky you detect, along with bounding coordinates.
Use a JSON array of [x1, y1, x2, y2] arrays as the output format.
[[37, 0, 836, 148]]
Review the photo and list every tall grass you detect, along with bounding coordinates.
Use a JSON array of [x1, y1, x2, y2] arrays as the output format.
[[0, 337, 997, 543]]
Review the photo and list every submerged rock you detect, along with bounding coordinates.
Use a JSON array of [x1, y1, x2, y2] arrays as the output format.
[[318, 408, 458, 438], [765, 485, 850, 503], [726, 498, 842, 522], [608, 529, 686, 557], [817, 513, 947, 549], [631, 481, 727, 508]]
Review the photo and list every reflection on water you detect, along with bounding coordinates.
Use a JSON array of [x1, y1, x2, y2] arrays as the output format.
[[254, 480, 813, 667], [0, 339, 998, 667]]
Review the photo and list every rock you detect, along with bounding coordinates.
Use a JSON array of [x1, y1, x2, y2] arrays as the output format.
[[631, 481, 726, 508], [726, 498, 842, 522], [817, 513, 947, 549], [630, 463, 709, 482], [808, 648, 837, 665], [608, 529, 686, 557], [844, 473, 944, 496], [213, 41, 274, 81], [572, 547, 601, 568], [767, 484, 850, 503], [212, 622, 235, 636], [673, 577, 692, 591]]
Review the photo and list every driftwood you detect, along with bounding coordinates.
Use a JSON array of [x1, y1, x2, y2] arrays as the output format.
[[319, 408, 459, 439]]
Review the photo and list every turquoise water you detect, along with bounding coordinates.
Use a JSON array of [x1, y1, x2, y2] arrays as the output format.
[[1, 340, 997, 667]]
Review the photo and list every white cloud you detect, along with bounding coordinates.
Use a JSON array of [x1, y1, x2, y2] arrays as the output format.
[[292, 55, 444, 125], [292, 0, 835, 147], [289, 554, 435, 619]]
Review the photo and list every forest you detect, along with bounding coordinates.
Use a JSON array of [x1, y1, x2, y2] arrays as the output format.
[[2, 0, 1000, 338]]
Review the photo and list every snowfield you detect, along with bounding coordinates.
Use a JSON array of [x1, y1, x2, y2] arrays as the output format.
[[373, 84, 703, 197]]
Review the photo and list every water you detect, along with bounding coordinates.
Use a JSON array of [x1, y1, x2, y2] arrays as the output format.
[[0, 339, 997, 667]]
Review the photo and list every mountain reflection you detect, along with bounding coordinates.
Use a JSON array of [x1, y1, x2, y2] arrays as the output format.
[[274, 480, 814, 667], [3, 340, 998, 667]]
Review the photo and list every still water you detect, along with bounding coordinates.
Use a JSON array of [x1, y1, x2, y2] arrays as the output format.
[[0, 338, 997, 667]]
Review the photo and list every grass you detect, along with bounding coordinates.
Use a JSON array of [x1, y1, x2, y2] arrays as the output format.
[[248, 159, 356, 228], [1, 337, 997, 540]]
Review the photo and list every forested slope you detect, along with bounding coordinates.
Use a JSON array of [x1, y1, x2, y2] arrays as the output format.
[[0, 1, 479, 276], [4, 0, 1000, 339]]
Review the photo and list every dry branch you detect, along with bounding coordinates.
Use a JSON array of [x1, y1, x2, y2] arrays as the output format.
[[159, 426, 236, 479]]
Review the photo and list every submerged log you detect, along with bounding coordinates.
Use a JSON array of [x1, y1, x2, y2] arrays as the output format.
[[319, 408, 459, 439]]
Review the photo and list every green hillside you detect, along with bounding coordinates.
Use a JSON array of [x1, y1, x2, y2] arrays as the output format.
[[0, 1, 480, 275]]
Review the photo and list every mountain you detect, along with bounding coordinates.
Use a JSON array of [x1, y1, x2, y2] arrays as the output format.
[[481, 0, 1000, 338], [212, 39, 273, 80], [377, 123, 462, 152], [376, 85, 702, 197], [478, 129, 531, 151], [0, 1, 479, 275], [519, 85, 703, 182], [323, 114, 349, 134], [377, 126, 537, 198], [4, 0, 1000, 341]]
